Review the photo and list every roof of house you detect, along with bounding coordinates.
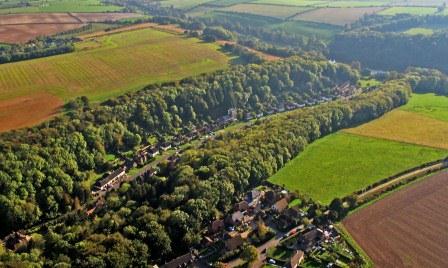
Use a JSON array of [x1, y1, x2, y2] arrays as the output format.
[[210, 219, 225, 232], [234, 200, 249, 211], [162, 252, 196, 268], [273, 198, 289, 212], [288, 250, 304, 268], [96, 167, 125, 187], [231, 211, 244, 223], [225, 234, 244, 251]]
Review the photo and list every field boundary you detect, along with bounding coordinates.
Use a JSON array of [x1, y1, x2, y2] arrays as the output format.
[[355, 158, 448, 203]]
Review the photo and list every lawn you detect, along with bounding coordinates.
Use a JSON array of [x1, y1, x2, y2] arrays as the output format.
[[400, 93, 448, 122], [268, 132, 447, 204], [0, 0, 123, 13]]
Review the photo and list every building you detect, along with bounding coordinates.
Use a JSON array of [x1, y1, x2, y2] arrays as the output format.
[[148, 146, 160, 158], [288, 250, 304, 268], [234, 200, 249, 212], [3, 232, 31, 251], [272, 198, 289, 213], [226, 211, 244, 225], [209, 219, 225, 234], [297, 228, 323, 251], [162, 251, 197, 268], [225, 234, 244, 251], [160, 142, 172, 151], [94, 167, 126, 192]]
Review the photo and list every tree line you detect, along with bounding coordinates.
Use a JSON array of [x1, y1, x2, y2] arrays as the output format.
[[0, 78, 411, 266]]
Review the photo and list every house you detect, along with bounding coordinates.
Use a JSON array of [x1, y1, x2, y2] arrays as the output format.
[[226, 211, 244, 225], [297, 228, 323, 251], [225, 234, 244, 251], [94, 167, 126, 192], [234, 200, 249, 212], [160, 142, 172, 151], [209, 219, 225, 234], [162, 251, 197, 268], [3, 232, 31, 251], [148, 146, 160, 158], [228, 108, 238, 119], [284, 207, 301, 219], [264, 190, 277, 206], [272, 198, 288, 213], [288, 250, 304, 268]]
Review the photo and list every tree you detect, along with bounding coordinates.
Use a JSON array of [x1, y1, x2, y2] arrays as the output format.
[[240, 244, 259, 263]]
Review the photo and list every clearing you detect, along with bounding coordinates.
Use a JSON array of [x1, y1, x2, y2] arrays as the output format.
[[268, 132, 446, 204], [343, 171, 448, 268], [0, 27, 229, 131]]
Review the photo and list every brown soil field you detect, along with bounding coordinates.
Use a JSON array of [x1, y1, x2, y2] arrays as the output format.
[[344, 171, 448, 268], [0, 92, 63, 132], [0, 23, 85, 43], [293, 7, 384, 26], [0, 12, 142, 43]]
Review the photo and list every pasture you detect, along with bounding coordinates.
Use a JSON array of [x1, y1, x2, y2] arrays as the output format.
[[0, 0, 122, 14], [292, 7, 384, 26], [379, 6, 438, 15], [400, 93, 448, 122], [343, 171, 448, 268], [403, 27, 434, 35], [269, 20, 341, 40], [268, 132, 446, 204], [0, 27, 228, 131]]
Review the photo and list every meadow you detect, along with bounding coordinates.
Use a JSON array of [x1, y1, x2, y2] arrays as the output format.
[[269, 93, 448, 204], [403, 27, 434, 35], [0, 27, 228, 131], [222, 3, 310, 19], [0, 0, 122, 14], [379, 6, 438, 16], [268, 132, 446, 204], [293, 7, 384, 26]]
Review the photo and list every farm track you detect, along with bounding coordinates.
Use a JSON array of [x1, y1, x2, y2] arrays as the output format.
[[344, 171, 448, 268]]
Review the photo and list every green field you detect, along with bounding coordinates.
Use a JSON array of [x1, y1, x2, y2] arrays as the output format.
[[379, 6, 438, 15], [160, 0, 214, 9], [400, 93, 448, 122], [0, 27, 228, 102], [269, 20, 341, 40], [222, 3, 311, 19], [0, 0, 122, 13], [269, 132, 447, 204], [403, 27, 434, 35]]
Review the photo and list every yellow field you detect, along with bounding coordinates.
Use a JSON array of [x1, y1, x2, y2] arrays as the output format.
[[345, 110, 448, 150]]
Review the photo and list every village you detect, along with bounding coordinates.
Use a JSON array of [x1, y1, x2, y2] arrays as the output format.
[[160, 184, 359, 268], [1, 83, 365, 267]]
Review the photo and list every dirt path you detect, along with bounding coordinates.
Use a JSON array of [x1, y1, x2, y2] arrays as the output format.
[[357, 160, 448, 202]]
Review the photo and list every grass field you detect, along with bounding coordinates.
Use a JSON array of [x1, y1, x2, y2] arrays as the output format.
[[269, 93, 448, 204], [379, 6, 438, 15], [403, 27, 434, 35], [160, 0, 214, 9], [0, 27, 228, 131], [0, 0, 122, 14], [269, 20, 341, 40], [400, 93, 448, 122], [268, 132, 446, 204]]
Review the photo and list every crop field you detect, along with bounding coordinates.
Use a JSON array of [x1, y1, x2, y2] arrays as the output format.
[[293, 7, 384, 26], [0, 27, 228, 131], [221, 3, 311, 19], [160, 0, 214, 9], [0, 0, 122, 14], [268, 132, 447, 204], [343, 171, 448, 268], [0, 12, 142, 43], [345, 110, 448, 150]]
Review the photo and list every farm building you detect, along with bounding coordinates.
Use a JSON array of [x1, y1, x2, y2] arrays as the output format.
[[94, 167, 126, 191]]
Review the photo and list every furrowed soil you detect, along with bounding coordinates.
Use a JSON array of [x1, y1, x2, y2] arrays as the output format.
[[343, 171, 448, 268]]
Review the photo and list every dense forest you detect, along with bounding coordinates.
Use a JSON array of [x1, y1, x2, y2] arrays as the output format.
[[0, 76, 410, 266], [0, 58, 359, 238]]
